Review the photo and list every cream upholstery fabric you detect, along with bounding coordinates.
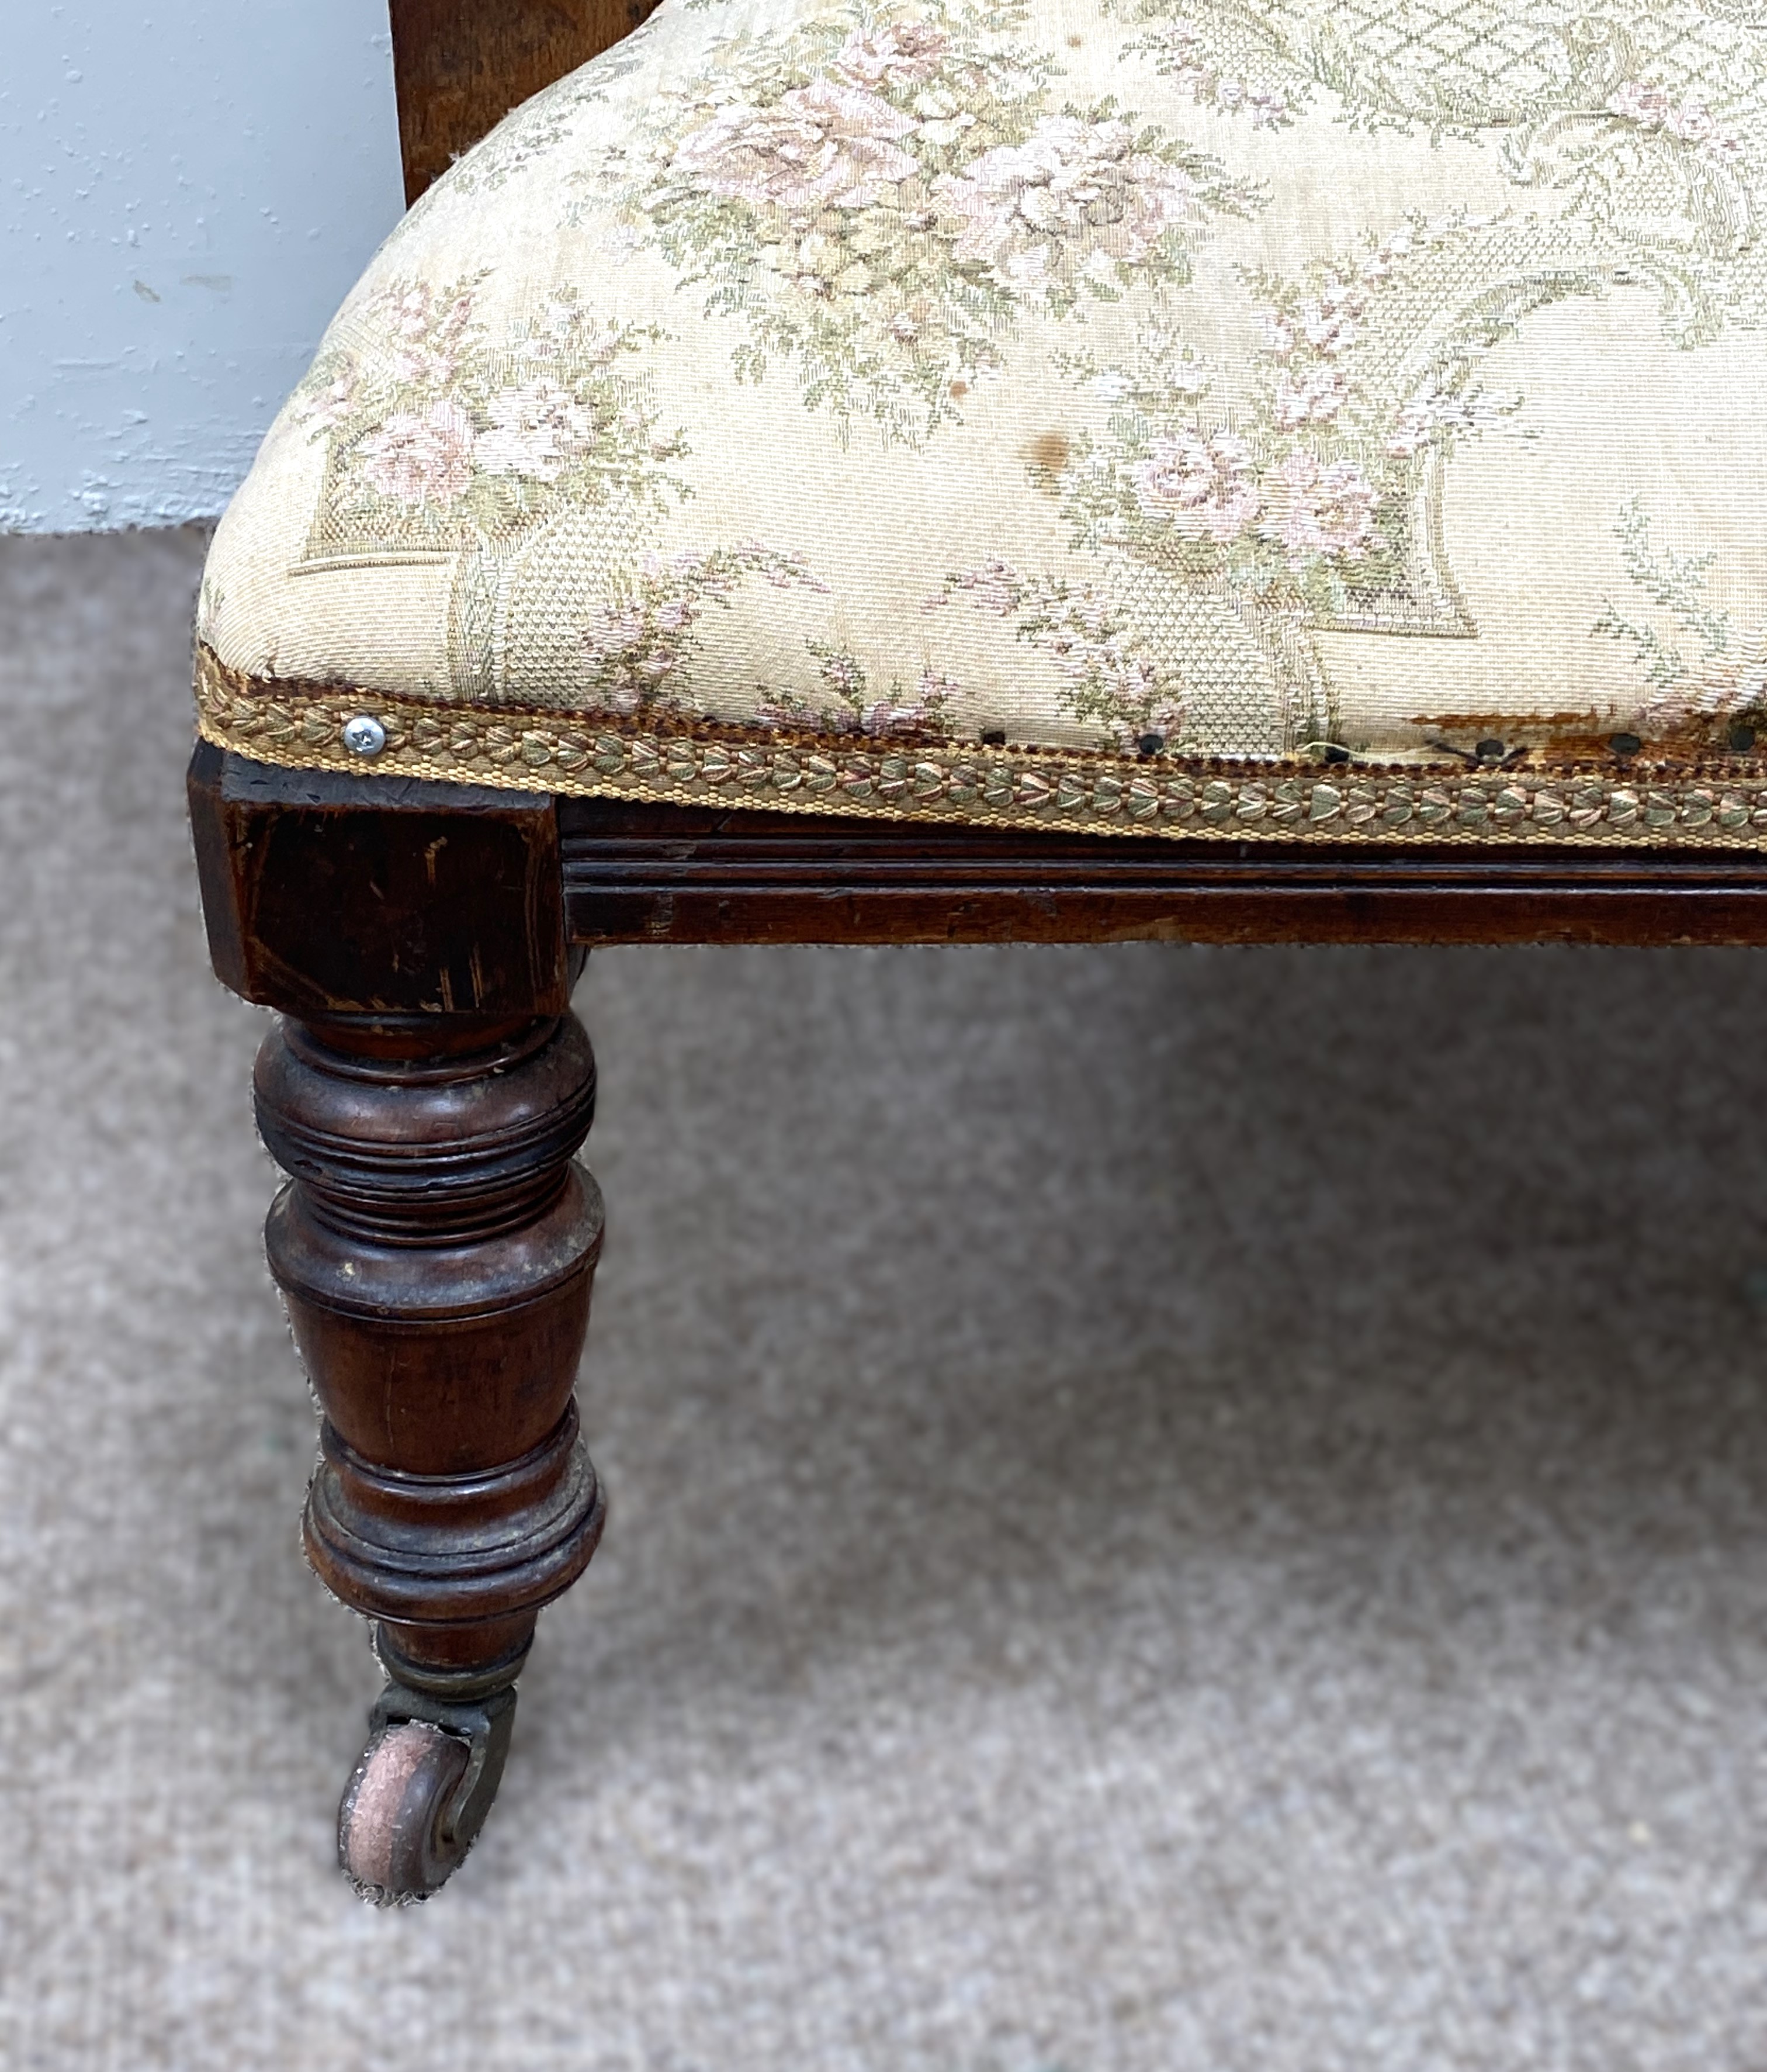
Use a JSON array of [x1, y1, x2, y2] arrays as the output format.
[[198, 0, 1767, 846]]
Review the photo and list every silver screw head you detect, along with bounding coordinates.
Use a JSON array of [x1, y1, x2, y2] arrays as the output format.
[[342, 713, 387, 757]]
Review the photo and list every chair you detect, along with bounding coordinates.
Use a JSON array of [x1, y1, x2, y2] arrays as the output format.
[[187, 0, 1767, 1899]]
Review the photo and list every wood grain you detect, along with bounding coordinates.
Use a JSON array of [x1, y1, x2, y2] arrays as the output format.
[[558, 795, 1767, 947], [258, 1009, 607, 1671], [389, 0, 662, 203], [189, 743, 605, 1888], [188, 739, 570, 1021]]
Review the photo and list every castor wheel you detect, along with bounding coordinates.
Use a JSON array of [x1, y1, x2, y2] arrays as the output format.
[[338, 1671, 520, 1902], [340, 1720, 471, 1900]]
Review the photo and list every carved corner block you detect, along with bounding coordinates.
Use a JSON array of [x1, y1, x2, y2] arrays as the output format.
[[187, 738, 569, 1023]]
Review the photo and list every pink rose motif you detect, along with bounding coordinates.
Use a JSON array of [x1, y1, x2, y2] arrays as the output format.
[[1671, 102, 1716, 146], [1385, 376, 1516, 457], [388, 286, 435, 340], [582, 601, 663, 712], [523, 306, 625, 371], [1131, 430, 1261, 544], [1260, 311, 1297, 359], [1607, 79, 1741, 160], [359, 399, 475, 507], [583, 570, 697, 711], [474, 379, 598, 480], [300, 362, 361, 430], [1033, 590, 1164, 708], [861, 696, 938, 736], [944, 558, 1024, 615], [817, 648, 867, 698], [581, 543, 820, 715], [671, 76, 917, 213], [936, 117, 1200, 285], [829, 22, 950, 89], [1296, 277, 1363, 357], [381, 283, 474, 388], [1609, 79, 1678, 131], [1257, 452, 1377, 567], [1273, 366, 1346, 429], [753, 694, 823, 731], [1157, 25, 1212, 102], [944, 565, 1180, 730]]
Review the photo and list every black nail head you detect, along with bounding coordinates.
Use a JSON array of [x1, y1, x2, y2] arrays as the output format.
[[1475, 738, 1506, 764], [980, 727, 1006, 746], [1731, 724, 1756, 753], [1610, 732, 1643, 757], [1138, 731, 1165, 756]]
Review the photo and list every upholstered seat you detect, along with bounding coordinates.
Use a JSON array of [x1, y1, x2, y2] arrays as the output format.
[[181, 0, 1767, 1902], [196, 0, 1767, 848]]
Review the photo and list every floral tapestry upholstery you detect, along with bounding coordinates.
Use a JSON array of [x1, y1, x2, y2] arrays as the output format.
[[196, 0, 1767, 848]]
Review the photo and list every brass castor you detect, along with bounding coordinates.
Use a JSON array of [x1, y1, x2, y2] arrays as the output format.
[[338, 1662, 520, 1902]]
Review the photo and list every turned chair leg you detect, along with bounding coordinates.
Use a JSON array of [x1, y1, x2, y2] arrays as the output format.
[[253, 1008, 606, 1900]]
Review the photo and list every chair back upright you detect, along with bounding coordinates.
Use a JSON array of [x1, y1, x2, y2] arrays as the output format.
[[389, 0, 662, 204]]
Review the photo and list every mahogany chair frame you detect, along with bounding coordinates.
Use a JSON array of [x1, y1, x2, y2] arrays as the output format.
[[184, 2, 1767, 1898]]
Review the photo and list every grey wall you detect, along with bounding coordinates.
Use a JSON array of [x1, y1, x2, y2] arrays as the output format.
[[2, 0, 407, 532]]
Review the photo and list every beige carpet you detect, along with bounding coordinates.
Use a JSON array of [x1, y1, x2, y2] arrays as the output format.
[[5, 528, 1767, 2071]]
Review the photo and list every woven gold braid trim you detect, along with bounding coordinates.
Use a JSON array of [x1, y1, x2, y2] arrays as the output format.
[[194, 645, 1767, 849]]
